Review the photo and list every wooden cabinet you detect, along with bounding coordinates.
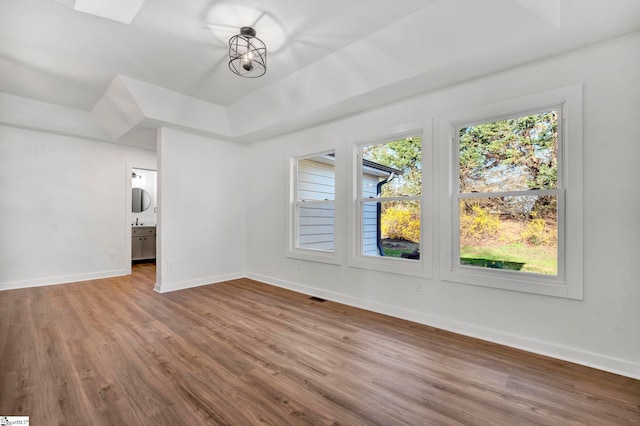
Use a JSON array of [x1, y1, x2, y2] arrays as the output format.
[[132, 226, 156, 261]]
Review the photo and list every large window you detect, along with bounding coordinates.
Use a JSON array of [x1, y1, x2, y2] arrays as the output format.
[[440, 86, 583, 299], [456, 109, 561, 276], [288, 149, 339, 264], [361, 137, 422, 259], [351, 132, 431, 277]]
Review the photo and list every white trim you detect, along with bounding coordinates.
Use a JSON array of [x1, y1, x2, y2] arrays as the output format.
[[154, 272, 245, 293], [126, 156, 158, 277], [2, 264, 635, 379], [0, 269, 128, 291], [246, 272, 639, 380], [287, 144, 341, 265], [348, 120, 433, 278], [361, 195, 422, 203], [458, 189, 560, 198], [439, 85, 583, 299]]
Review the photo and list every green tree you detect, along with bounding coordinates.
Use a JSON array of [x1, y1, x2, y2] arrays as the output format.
[[363, 137, 422, 246], [458, 111, 558, 218], [363, 136, 422, 197]]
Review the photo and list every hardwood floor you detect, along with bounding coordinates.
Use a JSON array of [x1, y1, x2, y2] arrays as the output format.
[[1, 264, 638, 425]]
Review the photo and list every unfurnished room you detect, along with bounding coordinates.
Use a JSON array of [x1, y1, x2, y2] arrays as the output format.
[[0, 0, 639, 424]]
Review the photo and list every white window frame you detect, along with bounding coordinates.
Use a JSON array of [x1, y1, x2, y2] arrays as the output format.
[[348, 121, 433, 278], [287, 145, 340, 265], [439, 85, 583, 299]]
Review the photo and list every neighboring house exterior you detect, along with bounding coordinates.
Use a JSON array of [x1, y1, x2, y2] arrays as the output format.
[[297, 157, 336, 252], [297, 155, 400, 256]]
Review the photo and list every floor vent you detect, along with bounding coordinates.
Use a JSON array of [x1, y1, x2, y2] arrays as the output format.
[[309, 296, 326, 302]]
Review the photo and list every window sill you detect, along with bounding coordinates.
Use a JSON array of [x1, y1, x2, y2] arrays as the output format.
[[286, 249, 341, 266], [441, 264, 582, 299], [348, 255, 431, 278]]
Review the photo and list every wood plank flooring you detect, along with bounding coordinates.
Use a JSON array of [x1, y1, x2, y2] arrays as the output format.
[[1, 263, 638, 425]]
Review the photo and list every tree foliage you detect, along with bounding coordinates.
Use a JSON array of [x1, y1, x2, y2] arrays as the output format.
[[460, 204, 501, 241], [363, 137, 422, 244], [458, 111, 558, 218], [381, 206, 420, 243], [363, 137, 422, 197], [459, 111, 557, 192]]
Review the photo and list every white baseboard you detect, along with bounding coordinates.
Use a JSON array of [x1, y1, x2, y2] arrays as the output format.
[[155, 272, 245, 293], [3, 267, 637, 379], [0, 268, 128, 291], [247, 272, 640, 380]]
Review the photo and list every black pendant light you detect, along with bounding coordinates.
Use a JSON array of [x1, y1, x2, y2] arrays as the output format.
[[228, 27, 267, 78]]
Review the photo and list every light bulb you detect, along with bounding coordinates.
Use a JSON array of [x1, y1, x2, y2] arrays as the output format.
[[241, 52, 253, 71]]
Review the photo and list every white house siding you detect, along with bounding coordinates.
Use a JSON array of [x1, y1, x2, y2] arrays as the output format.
[[297, 159, 335, 251], [297, 159, 385, 253]]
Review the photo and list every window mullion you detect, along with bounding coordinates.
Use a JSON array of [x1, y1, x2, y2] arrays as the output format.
[[360, 195, 421, 203], [457, 189, 560, 199], [298, 199, 335, 205]]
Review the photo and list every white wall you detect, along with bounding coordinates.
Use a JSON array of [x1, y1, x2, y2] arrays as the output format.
[[245, 34, 640, 378], [0, 32, 636, 379], [0, 126, 156, 289], [156, 127, 246, 292]]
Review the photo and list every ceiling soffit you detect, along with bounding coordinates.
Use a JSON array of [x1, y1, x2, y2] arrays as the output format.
[[1, 0, 640, 145]]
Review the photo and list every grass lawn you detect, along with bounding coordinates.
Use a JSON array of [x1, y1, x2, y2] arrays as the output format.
[[379, 237, 557, 275], [460, 243, 557, 275], [382, 248, 414, 257]]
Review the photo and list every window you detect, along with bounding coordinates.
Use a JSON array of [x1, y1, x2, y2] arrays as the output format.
[[351, 130, 432, 277], [288, 149, 339, 264], [440, 86, 583, 299], [456, 109, 561, 276]]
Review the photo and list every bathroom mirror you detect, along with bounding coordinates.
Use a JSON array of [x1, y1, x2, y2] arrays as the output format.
[[132, 188, 151, 212]]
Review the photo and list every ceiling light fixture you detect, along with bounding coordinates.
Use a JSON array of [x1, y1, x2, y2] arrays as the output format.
[[228, 27, 267, 78]]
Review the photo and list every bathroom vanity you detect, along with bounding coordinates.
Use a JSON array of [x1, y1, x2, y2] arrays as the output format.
[[132, 226, 156, 261]]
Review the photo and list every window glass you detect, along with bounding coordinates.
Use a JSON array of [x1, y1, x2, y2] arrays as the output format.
[[459, 196, 557, 275], [360, 137, 422, 261], [295, 153, 335, 252], [459, 111, 558, 193], [362, 138, 422, 197], [456, 110, 560, 276]]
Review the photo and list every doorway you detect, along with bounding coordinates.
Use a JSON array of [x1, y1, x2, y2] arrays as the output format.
[[131, 168, 157, 264], [126, 163, 158, 281]]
